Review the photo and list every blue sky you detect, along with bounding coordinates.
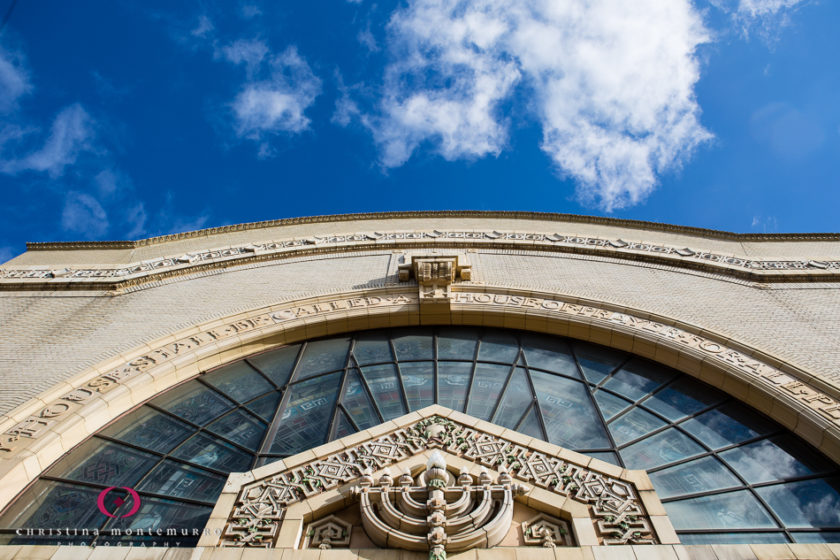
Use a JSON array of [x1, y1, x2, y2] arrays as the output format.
[[0, 0, 838, 262]]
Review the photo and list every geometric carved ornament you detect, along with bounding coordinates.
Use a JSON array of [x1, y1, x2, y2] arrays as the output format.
[[220, 412, 658, 547], [302, 515, 352, 549]]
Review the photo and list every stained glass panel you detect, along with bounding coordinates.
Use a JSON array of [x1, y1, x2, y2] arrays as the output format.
[[757, 479, 840, 528], [269, 372, 341, 455], [353, 332, 393, 364], [521, 335, 579, 378], [99, 406, 192, 453], [203, 361, 273, 403], [341, 368, 381, 429], [400, 361, 435, 410], [437, 328, 478, 360], [172, 432, 252, 472], [137, 460, 225, 502], [531, 370, 610, 449], [437, 361, 471, 412], [602, 359, 675, 402], [493, 367, 532, 428], [359, 363, 406, 420], [205, 409, 267, 451], [650, 456, 740, 499], [620, 428, 705, 470], [573, 341, 625, 384], [609, 407, 666, 446], [153, 380, 235, 426], [664, 490, 778, 530], [466, 363, 509, 419], [293, 338, 350, 380], [248, 344, 300, 386], [47, 439, 159, 487], [392, 331, 433, 361]]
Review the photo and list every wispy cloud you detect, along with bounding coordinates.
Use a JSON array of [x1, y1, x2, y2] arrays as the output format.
[[217, 38, 269, 78], [149, 191, 211, 236], [354, 0, 711, 210], [357, 27, 378, 52], [709, 0, 808, 36], [750, 102, 824, 161], [1, 104, 97, 178], [0, 246, 16, 265], [228, 46, 322, 155], [751, 214, 779, 233], [240, 4, 263, 19], [0, 46, 31, 114], [61, 191, 109, 239], [124, 202, 148, 239], [92, 168, 148, 239], [191, 14, 215, 39], [736, 0, 805, 17]]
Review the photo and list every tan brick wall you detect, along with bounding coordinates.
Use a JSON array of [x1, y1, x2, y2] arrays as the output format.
[[0, 213, 838, 420]]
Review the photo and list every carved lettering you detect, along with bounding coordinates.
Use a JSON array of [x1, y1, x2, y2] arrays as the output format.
[[819, 405, 840, 420], [39, 404, 70, 418], [6, 418, 52, 439], [87, 377, 116, 392], [698, 341, 723, 354], [62, 388, 94, 403]]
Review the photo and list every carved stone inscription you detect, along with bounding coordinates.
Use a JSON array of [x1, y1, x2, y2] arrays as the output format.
[[0, 293, 416, 454], [2, 287, 838, 460], [221, 415, 656, 548], [451, 292, 840, 426]]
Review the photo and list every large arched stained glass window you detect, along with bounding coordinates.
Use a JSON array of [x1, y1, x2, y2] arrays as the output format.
[[2, 327, 839, 546]]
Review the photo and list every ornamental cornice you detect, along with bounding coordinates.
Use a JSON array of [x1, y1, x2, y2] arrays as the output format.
[[22, 211, 840, 250], [3, 228, 840, 291]]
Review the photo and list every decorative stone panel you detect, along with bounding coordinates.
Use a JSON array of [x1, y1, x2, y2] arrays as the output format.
[[522, 513, 573, 547], [213, 408, 670, 549], [302, 515, 352, 549]]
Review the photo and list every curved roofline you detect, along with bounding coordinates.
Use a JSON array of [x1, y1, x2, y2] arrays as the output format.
[[25, 210, 840, 250]]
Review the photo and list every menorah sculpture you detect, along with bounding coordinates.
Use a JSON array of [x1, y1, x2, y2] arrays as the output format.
[[353, 451, 528, 560]]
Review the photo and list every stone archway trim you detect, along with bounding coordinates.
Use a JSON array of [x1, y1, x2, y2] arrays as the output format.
[[0, 286, 838, 513]]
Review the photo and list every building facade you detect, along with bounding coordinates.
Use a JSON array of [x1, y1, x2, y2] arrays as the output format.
[[0, 211, 839, 560]]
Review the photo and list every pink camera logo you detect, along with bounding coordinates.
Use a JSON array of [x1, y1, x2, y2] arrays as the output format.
[[96, 486, 141, 518]]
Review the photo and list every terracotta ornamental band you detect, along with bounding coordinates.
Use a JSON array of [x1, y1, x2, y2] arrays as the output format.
[[3, 228, 840, 291]]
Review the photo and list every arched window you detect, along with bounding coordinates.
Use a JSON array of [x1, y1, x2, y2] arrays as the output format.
[[2, 327, 839, 546]]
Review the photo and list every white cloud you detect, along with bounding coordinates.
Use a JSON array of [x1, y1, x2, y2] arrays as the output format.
[[240, 5, 262, 19], [191, 14, 215, 38], [737, 0, 805, 17], [230, 47, 322, 148], [357, 27, 378, 52], [1, 104, 97, 178], [0, 46, 31, 114], [360, 0, 712, 210], [218, 38, 269, 78], [61, 191, 109, 238], [709, 0, 807, 36]]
